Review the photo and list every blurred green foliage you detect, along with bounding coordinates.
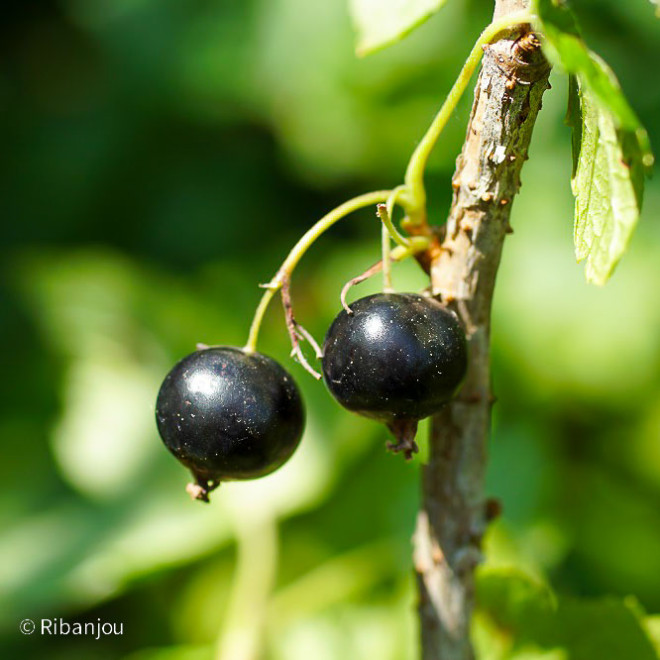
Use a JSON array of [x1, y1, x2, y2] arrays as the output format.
[[1, 0, 659, 659]]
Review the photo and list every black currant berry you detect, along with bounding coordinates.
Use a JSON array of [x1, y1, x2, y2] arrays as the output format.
[[322, 293, 467, 458], [156, 347, 304, 501]]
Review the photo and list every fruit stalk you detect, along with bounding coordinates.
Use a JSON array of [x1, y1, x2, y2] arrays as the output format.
[[403, 8, 533, 223], [413, 2, 551, 659], [244, 190, 390, 354]]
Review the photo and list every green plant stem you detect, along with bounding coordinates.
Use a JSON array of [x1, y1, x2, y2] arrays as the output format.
[[244, 190, 391, 353], [380, 187, 411, 291], [244, 13, 533, 356], [383, 186, 411, 247], [340, 235, 431, 312], [391, 236, 430, 260], [403, 10, 532, 220], [381, 222, 393, 292], [215, 515, 278, 660]]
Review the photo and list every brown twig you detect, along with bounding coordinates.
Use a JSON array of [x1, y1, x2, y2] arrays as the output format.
[[414, 2, 551, 658]]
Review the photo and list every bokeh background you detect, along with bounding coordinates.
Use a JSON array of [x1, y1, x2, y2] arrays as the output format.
[[2, 0, 659, 658]]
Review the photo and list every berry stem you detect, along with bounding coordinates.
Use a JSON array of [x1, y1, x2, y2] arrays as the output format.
[[380, 212, 394, 292], [403, 11, 533, 223], [383, 187, 411, 248], [244, 190, 391, 354], [340, 236, 431, 313], [244, 14, 533, 359], [340, 260, 383, 313]]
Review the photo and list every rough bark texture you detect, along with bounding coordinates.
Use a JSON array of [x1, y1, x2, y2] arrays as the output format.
[[413, 2, 551, 659]]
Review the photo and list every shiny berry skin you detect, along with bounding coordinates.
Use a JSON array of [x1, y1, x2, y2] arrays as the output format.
[[321, 293, 467, 458], [156, 347, 304, 501]]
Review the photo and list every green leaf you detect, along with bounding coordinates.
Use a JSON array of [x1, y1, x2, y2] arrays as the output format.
[[532, 0, 654, 284], [643, 616, 660, 653], [476, 567, 659, 659], [534, 0, 648, 137], [349, 0, 451, 56], [568, 71, 649, 284], [555, 598, 658, 660], [476, 567, 557, 647]]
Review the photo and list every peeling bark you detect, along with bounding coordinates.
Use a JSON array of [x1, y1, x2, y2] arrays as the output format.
[[414, 2, 551, 658]]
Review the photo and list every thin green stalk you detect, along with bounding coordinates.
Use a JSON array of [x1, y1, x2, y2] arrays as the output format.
[[339, 234, 430, 312], [215, 515, 278, 660], [244, 190, 391, 353], [381, 222, 393, 292], [404, 11, 532, 219], [244, 13, 532, 354], [391, 236, 431, 260], [382, 186, 411, 248], [378, 203, 401, 292], [244, 286, 279, 354]]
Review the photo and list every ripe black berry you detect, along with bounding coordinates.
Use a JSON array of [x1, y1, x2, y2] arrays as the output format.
[[156, 347, 304, 501], [322, 293, 467, 458]]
